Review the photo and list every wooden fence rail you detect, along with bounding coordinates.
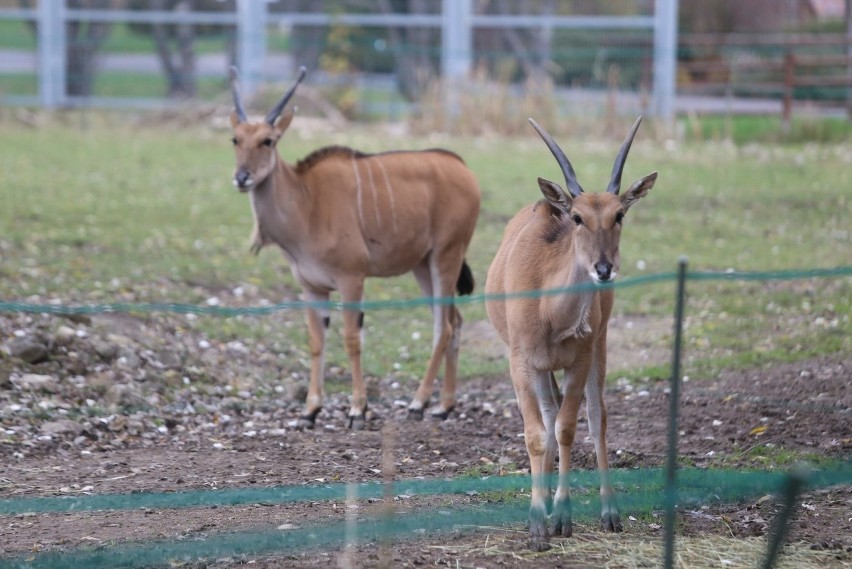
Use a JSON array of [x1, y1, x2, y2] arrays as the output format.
[[677, 33, 852, 121]]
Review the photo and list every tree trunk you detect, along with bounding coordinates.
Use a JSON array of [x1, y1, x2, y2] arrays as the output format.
[[149, 0, 197, 98], [66, 17, 112, 96], [276, 0, 324, 72], [174, 0, 196, 98], [376, 0, 437, 102], [20, 0, 112, 98]]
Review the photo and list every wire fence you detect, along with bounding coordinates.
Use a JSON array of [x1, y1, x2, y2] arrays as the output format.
[[2, 266, 849, 316], [0, 262, 850, 568]]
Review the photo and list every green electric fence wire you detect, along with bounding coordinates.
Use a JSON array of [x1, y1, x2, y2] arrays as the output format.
[[1, 465, 849, 569], [0, 272, 677, 316], [1, 266, 849, 316], [0, 501, 529, 569], [1, 465, 848, 516]]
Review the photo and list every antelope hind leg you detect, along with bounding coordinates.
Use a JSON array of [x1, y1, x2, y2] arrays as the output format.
[[299, 296, 329, 429]]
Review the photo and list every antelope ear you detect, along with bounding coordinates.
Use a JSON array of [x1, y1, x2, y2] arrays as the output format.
[[273, 109, 295, 135], [620, 171, 658, 211], [538, 177, 573, 215], [229, 110, 241, 129]]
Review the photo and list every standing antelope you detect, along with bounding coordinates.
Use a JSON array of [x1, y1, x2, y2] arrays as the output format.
[[485, 117, 657, 550], [228, 67, 481, 430]]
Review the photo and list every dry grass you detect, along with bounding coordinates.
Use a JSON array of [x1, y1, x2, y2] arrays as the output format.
[[409, 63, 660, 140], [431, 526, 851, 568], [410, 66, 560, 137]]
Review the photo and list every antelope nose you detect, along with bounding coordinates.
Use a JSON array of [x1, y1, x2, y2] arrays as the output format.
[[594, 262, 613, 281], [234, 169, 252, 189]]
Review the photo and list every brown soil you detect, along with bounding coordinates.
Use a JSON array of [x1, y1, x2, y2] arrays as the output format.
[[0, 310, 849, 568]]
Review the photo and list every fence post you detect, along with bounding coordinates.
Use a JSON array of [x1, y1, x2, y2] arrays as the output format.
[[441, 0, 472, 117], [782, 51, 795, 133], [663, 256, 687, 569], [236, 0, 267, 98], [760, 466, 808, 569], [846, 0, 851, 119], [653, 0, 679, 125], [38, 0, 66, 109]]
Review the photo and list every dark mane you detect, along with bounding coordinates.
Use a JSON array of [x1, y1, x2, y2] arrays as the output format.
[[295, 146, 466, 174], [415, 148, 467, 164], [295, 145, 369, 174]]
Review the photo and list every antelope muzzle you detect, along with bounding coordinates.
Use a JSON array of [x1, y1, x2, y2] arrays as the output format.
[[233, 168, 253, 192]]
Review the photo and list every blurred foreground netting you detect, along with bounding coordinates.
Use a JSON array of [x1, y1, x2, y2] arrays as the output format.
[[1, 264, 849, 568], [0, 465, 849, 569]]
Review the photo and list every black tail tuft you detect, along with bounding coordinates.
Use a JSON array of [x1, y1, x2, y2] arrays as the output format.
[[456, 260, 475, 296]]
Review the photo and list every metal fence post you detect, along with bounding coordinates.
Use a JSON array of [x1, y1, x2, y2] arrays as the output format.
[[760, 466, 808, 569], [38, 0, 66, 109], [845, 0, 850, 119], [236, 0, 267, 98], [441, 0, 472, 117], [653, 0, 679, 124], [663, 257, 688, 569]]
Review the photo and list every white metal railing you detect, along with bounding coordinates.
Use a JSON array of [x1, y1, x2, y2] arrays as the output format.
[[0, 0, 678, 120]]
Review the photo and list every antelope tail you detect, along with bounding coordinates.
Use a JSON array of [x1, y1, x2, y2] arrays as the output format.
[[456, 260, 475, 296]]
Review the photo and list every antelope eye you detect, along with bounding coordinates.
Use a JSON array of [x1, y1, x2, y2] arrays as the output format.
[[572, 214, 583, 226], [262, 138, 273, 147], [231, 137, 238, 146], [615, 211, 624, 224]]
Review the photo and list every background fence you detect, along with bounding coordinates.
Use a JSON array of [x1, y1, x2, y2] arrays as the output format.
[[0, 0, 675, 119], [1, 1, 849, 123]]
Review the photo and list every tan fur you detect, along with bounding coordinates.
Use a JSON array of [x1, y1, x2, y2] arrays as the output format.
[[485, 127, 657, 550], [230, 111, 481, 428]]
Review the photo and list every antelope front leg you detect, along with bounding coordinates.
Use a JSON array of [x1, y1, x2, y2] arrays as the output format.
[[340, 280, 368, 430], [585, 361, 622, 532], [552, 371, 587, 538], [299, 291, 329, 429], [512, 360, 553, 551]]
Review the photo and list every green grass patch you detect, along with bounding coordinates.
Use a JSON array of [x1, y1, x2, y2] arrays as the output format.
[[101, 24, 232, 55], [709, 444, 844, 470], [0, 19, 35, 50], [683, 114, 852, 144], [91, 72, 227, 99], [0, 72, 37, 96]]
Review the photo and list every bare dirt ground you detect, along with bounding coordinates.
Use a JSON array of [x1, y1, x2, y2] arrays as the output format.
[[0, 308, 850, 568]]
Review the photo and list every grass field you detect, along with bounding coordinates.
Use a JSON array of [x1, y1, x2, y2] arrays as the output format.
[[0, 112, 849, 385]]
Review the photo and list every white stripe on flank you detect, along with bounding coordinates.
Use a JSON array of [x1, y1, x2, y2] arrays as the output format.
[[375, 158, 398, 233], [351, 155, 364, 228], [364, 158, 382, 227]]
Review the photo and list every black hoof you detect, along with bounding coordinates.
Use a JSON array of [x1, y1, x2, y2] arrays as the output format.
[[297, 408, 321, 430], [553, 498, 573, 537], [528, 538, 552, 552], [528, 508, 550, 551], [347, 414, 367, 431], [553, 518, 573, 538], [602, 513, 623, 533], [347, 404, 368, 430], [428, 405, 455, 421], [407, 408, 424, 421]]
